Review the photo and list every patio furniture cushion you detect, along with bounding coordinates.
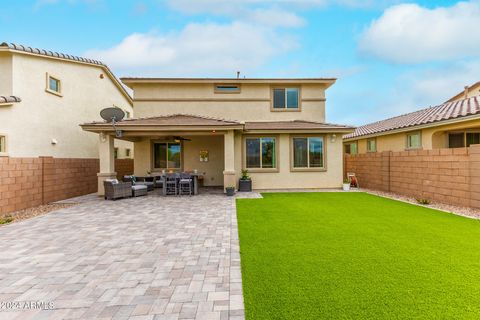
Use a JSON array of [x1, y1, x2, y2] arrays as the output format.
[[105, 178, 119, 184], [131, 184, 148, 197]]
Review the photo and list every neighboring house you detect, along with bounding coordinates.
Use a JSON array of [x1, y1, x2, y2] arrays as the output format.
[[344, 96, 480, 154], [81, 78, 354, 194], [0, 42, 133, 159], [446, 81, 480, 103]]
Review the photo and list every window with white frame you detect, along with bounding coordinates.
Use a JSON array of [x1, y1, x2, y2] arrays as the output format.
[[292, 137, 324, 169], [273, 88, 299, 109], [46, 74, 61, 95], [245, 137, 276, 169], [406, 132, 421, 149]]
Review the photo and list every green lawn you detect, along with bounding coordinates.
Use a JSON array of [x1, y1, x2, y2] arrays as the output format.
[[236, 192, 480, 319]]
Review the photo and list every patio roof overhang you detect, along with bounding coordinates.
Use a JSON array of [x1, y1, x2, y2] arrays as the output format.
[[80, 114, 355, 139], [80, 114, 244, 138]]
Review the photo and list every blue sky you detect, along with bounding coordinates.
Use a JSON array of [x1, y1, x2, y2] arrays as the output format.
[[1, 0, 479, 126]]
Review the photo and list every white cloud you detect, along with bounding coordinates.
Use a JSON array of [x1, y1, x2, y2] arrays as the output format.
[[249, 8, 306, 28], [359, 1, 480, 63], [166, 0, 396, 15], [85, 22, 296, 76]]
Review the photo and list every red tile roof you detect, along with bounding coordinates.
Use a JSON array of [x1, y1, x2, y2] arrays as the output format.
[[0, 42, 104, 66], [344, 96, 480, 139], [0, 95, 21, 104]]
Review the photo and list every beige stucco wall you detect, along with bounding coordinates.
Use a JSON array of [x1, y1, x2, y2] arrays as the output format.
[[239, 133, 343, 189], [0, 52, 133, 158], [346, 118, 480, 153], [131, 83, 326, 122], [0, 53, 12, 95], [133, 134, 224, 186], [133, 132, 343, 189]]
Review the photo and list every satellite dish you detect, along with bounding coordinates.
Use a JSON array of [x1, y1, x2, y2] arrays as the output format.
[[100, 107, 125, 123]]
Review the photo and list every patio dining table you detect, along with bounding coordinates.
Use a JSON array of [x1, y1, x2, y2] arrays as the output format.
[[138, 172, 205, 195]]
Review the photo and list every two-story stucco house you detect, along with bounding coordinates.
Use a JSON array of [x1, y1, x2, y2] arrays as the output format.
[[81, 78, 354, 194], [0, 42, 133, 159]]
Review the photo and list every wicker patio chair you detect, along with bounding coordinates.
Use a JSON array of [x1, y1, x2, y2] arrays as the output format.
[[104, 179, 132, 200], [179, 173, 193, 196]]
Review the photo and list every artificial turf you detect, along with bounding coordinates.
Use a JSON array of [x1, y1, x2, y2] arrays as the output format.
[[236, 192, 480, 319]]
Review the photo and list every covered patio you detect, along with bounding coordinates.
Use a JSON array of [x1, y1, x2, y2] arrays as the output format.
[[81, 115, 243, 196]]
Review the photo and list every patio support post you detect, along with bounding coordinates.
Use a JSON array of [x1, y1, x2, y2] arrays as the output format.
[[97, 132, 117, 196], [223, 130, 236, 192]]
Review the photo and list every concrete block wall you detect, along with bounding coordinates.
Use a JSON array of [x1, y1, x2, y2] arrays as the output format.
[[345, 145, 480, 208], [0, 157, 134, 215]]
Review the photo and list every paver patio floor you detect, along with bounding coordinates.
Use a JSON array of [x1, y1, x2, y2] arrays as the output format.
[[0, 191, 245, 320]]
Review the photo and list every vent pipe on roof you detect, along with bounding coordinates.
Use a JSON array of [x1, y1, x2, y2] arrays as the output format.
[[237, 71, 240, 79], [464, 86, 470, 99]]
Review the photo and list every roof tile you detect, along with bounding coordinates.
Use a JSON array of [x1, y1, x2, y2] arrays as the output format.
[[0, 95, 21, 104], [344, 96, 480, 139]]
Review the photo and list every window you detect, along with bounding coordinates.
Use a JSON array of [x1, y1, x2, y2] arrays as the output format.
[[46, 73, 61, 96], [366, 138, 376, 152], [0, 135, 5, 153], [245, 137, 276, 169], [292, 137, 324, 169], [466, 132, 480, 147], [114, 147, 118, 159], [449, 133, 464, 148], [125, 148, 131, 158], [214, 84, 240, 93], [273, 88, 299, 110], [345, 142, 358, 155], [449, 132, 480, 148], [125, 111, 131, 118], [153, 142, 181, 169], [406, 132, 421, 149]]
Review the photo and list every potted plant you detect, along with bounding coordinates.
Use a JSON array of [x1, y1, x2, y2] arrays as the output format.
[[342, 178, 351, 191], [239, 169, 252, 192], [225, 186, 236, 196]]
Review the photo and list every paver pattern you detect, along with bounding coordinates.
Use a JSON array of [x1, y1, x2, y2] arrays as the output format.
[[0, 191, 245, 320]]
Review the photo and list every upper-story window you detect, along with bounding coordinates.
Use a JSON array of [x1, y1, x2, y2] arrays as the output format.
[[214, 84, 240, 94], [125, 110, 131, 118], [46, 73, 62, 96], [273, 88, 299, 110]]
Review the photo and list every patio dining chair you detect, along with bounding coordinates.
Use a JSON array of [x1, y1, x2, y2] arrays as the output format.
[[164, 173, 178, 196], [179, 172, 193, 196]]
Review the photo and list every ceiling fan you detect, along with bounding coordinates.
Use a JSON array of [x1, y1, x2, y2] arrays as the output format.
[[173, 136, 191, 142]]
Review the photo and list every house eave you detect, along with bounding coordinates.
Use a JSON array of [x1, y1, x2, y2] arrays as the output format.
[[121, 77, 337, 89]]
